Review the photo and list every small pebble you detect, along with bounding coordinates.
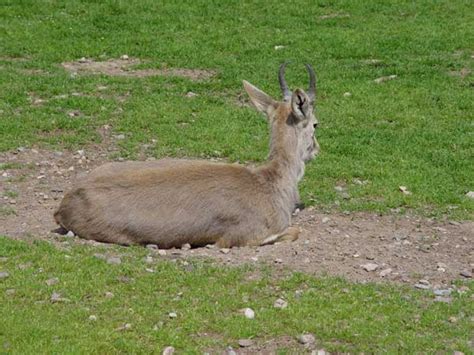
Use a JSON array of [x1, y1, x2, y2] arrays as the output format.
[[298, 333, 315, 345], [158, 250, 167, 256], [361, 263, 379, 272], [414, 283, 430, 290], [399, 185, 411, 195], [89, 315, 97, 321], [168, 312, 177, 319], [220, 248, 231, 254], [374, 74, 397, 84], [146, 244, 158, 250], [66, 231, 75, 237], [162, 346, 175, 355], [243, 308, 255, 319], [274, 298, 288, 309], [238, 339, 253, 347], [379, 268, 392, 277], [105, 292, 114, 298], [50, 292, 68, 303], [45, 277, 59, 286], [460, 270, 472, 278], [0, 271, 9, 279], [433, 289, 452, 296], [185, 92, 198, 98], [118, 323, 132, 331], [181, 243, 191, 250], [341, 192, 350, 200], [312, 351, 328, 355]]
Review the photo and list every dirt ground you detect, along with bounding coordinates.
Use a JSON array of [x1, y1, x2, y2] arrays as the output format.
[[1, 146, 473, 289], [61, 57, 216, 80]]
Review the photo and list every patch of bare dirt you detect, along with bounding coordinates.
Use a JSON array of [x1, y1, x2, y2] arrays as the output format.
[[0, 56, 29, 62], [61, 57, 216, 80], [205, 335, 307, 354], [1, 148, 473, 288], [448, 67, 471, 79]]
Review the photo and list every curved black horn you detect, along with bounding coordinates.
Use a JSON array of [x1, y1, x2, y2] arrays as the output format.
[[278, 62, 292, 101], [305, 64, 316, 102]]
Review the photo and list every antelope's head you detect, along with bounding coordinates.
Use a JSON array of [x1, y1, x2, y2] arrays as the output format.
[[243, 63, 320, 165]]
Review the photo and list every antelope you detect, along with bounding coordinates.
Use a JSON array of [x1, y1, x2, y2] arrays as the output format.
[[54, 63, 320, 248]]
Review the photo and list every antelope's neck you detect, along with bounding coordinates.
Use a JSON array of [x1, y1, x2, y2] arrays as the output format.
[[257, 147, 304, 216]]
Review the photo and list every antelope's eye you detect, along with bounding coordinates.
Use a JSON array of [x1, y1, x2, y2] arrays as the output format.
[[313, 123, 319, 129]]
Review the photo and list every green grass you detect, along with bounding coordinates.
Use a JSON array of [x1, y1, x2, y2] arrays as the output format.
[[0, 237, 472, 353], [0, 0, 472, 218], [3, 190, 18, 199]]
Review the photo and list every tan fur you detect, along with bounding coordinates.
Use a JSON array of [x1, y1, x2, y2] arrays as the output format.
[[54, 66, 320, 248]]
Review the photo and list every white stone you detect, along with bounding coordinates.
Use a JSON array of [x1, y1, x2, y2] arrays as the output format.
[[243, 308, 255, 319]]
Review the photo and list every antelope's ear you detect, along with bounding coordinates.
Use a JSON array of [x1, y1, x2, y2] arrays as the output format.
[[290, 89, 311, 121], [243, 80, 277, 117]]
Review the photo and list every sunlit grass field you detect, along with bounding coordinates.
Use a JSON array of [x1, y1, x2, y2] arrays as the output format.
[[0, 1, 473, 352]]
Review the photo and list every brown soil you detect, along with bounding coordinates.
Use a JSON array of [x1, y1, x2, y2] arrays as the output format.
[[61, 57, 216, 80], [1, 147, 473, 288]]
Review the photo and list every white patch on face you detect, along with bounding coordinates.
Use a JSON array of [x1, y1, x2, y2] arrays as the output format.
[[297, 114, 319, 163]]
